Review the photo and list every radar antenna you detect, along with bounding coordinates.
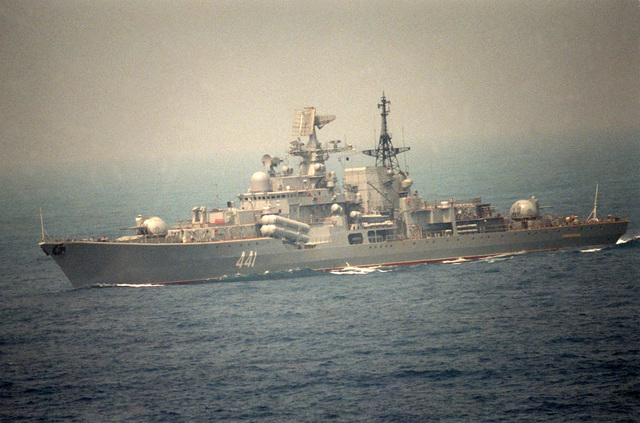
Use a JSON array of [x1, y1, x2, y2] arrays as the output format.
[[363, 93, 410, 175], [261, 154, 281, 176], [289, 107, 352, 176]]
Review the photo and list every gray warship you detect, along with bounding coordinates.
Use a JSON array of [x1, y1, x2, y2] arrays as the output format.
[[40, 94, 628, 288]]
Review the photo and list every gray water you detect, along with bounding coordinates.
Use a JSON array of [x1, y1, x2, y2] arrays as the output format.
[[1, 132, 639, 421]]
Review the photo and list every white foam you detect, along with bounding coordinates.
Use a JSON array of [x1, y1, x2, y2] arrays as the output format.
[[580, 248, 603, 253], [114, 283, 164, 288], [482, 251, 526, 263], [617, 234, 640, 245], [442, 258, 468, 264], [330, 263, 384, 275]]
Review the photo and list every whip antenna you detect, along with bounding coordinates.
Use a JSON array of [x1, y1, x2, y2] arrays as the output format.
[[586, 183, 599, 222]]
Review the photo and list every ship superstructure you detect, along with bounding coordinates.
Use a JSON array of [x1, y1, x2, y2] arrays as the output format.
[[40, 94, 628, 288]]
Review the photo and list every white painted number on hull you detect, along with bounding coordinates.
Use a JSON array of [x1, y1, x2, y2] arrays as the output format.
[[236, 251, 257, 268]]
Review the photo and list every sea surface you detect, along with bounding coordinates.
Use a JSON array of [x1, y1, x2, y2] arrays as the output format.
[[1, 133, 639, 422]]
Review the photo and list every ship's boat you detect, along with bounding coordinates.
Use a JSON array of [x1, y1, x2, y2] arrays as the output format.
[[40, 94, 628, 288]]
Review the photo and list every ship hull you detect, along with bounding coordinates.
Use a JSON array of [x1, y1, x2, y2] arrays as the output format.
[[41, 220, 627, 289]]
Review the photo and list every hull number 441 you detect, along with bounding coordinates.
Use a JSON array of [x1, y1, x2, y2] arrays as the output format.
[[236, 251, 257, 268]]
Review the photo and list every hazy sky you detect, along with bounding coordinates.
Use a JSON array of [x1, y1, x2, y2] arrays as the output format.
[[1, 0, 638, 170]]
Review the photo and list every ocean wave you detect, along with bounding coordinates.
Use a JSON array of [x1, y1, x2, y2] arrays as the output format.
[[616, 234, 640, 246]]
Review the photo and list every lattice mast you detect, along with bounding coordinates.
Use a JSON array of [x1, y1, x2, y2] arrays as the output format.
[[363, 93, 410, 175]]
